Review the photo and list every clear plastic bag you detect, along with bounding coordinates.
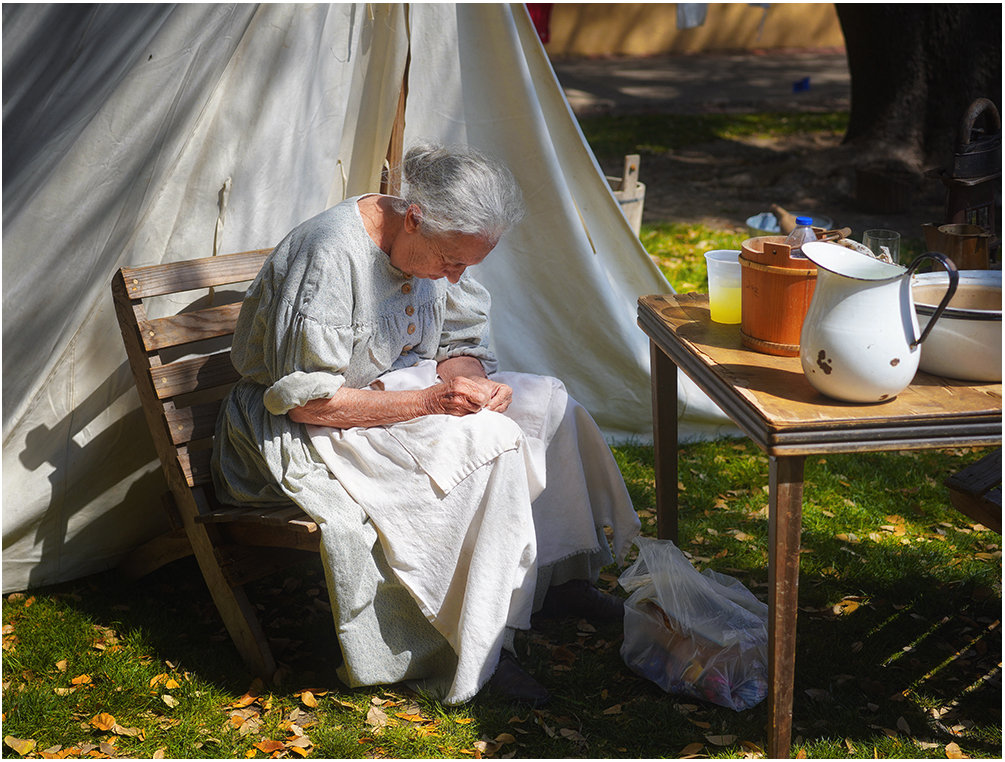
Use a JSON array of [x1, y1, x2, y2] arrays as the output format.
[[619, 536, 769, 710]]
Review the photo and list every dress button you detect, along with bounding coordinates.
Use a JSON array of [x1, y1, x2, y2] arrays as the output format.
[[405, 305, 415, 316], [407, 323, 416, 335], [401, 282, 412, 294], [401, 345, 413, 353]]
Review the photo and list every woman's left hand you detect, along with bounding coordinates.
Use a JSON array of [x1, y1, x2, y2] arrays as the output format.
[[466, 376, 512, 413], [436, 356, 512, 413]]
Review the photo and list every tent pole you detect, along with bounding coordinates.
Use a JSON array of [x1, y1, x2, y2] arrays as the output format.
[[381, 48, 410, 196]]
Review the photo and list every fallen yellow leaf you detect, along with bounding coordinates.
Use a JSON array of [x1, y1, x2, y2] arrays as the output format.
[[90, 713, 116, 731], [254, 739, 285, 754], [5, 736, 37, 755], [945, 741, 967, 759], [301, 690, 318, 708], [110, 724, 143, 739], [55, 659, 67, 672], [679, 742, 704, 756], [395, 712, 426, 723], [832, 599, 860, 615], [365, 706, 390, 728], [71, 674, 92, 685], [740, 740, 764, 754], [229, 678, 265, 709]]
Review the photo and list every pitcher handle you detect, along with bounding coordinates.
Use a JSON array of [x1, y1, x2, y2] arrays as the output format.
[[906, 251, 959, 349]]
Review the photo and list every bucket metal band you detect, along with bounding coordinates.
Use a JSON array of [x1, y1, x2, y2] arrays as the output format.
[[739, 255, 816, 277]]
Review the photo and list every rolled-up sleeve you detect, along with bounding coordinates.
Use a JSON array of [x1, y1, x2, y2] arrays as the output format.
[[260, 307, 355, 414], [435, 273, 498, 374], [231, 236, 355, 415]]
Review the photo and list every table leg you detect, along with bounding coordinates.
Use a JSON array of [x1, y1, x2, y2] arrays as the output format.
[[650, 342, 679, 543], [766, 454, 805, 759]]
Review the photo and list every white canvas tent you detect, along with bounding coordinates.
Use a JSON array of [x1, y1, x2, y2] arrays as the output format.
[[2, 3, 735, 594]]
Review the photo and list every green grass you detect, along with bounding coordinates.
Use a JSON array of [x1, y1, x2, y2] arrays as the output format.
[[3, 111, 999, 759], [641, 222, 749, 291], [3, 444, 1000, 760], [578, 112, 849, 157]]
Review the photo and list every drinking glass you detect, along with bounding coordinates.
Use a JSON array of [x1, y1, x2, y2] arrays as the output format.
[[863, 229, 901, 264]]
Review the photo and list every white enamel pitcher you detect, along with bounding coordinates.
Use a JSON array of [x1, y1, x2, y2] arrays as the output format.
[[799, 241, 959, 403]]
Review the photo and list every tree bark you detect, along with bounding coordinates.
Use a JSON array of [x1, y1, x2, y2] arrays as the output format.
[[836, 4, 1001, 172]]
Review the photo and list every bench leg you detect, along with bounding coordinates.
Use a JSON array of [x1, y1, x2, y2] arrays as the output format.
[[186, 522, 278, 680]]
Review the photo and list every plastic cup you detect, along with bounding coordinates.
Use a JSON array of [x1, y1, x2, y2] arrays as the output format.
[[862, 229, 901, 264], [704, 249, 742, 324]]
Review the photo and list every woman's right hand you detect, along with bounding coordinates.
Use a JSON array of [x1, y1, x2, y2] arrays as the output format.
[[289, 375, 508, 429]]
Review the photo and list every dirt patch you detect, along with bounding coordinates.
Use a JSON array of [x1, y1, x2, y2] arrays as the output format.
[[596, 133, 947, 242], [556, 52, 949, 242]]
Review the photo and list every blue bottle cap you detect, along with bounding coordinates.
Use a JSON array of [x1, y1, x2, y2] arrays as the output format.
[[795, 216, 813, 226]]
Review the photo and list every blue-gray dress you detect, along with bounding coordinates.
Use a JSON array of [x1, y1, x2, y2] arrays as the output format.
[[213, 196, 639, 702]]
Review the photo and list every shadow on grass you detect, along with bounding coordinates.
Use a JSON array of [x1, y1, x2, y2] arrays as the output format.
[[27, 524, 998, 758], [8, 441, 999, 758]]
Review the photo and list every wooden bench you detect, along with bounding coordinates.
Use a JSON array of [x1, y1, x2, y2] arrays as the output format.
[[112, 250, 321, 680], [946, 448, 1002, 534]]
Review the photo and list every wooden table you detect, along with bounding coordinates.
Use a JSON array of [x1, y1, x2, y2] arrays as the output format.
[[637, 293, 1002, 759]]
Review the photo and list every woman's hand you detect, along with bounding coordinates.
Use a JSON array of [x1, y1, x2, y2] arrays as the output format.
[[434, 356, 512, 414], [426, 376, 512, 416], [287, 373, 512, 428]]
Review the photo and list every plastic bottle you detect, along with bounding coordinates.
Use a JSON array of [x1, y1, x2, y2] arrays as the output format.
[[783, 216, 816, 258]]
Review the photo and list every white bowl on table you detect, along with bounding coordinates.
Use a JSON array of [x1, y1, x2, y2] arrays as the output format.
[[912, 269, 1002, 382]]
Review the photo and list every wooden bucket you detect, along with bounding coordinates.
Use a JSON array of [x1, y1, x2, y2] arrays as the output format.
[[922, 223, 992, 269], [606, 154, 646, 236], [739, 236, 818, 356]]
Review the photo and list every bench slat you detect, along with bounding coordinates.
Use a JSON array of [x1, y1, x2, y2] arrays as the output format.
[[139, 302, 243, 351], [178, 448, 213, 487], [121, 249, 271, 299], [150, 352, 239, 399], [196, 504, 317, 532], [164, 401, 223, 445]]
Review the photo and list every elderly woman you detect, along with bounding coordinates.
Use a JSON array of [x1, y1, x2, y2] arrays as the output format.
[[212, 143, 640, 706]]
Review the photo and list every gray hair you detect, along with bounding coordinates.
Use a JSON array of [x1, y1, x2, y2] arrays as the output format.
[[392, 143, 525, 241]]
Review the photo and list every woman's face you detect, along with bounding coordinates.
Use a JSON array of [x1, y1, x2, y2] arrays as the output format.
[[389, 206, 496, 283]]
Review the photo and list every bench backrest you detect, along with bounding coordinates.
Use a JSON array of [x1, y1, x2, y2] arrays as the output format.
[[112, 250, 271, 500]]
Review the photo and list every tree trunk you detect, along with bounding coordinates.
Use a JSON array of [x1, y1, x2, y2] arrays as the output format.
[[837, 3, 1001, 172]]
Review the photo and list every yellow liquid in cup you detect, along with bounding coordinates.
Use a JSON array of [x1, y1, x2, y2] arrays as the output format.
[[709, 283, 742, 324]]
